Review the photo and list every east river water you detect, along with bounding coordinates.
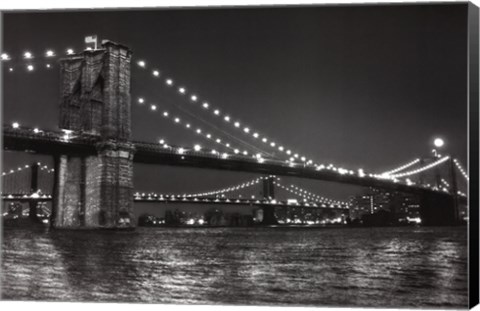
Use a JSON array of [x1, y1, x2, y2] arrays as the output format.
[[1, 226, 468, 308]]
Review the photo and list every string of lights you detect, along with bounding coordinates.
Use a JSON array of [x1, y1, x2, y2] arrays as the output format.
[[145, 95, 274, 157], [389, 156, 450, 178], [188, 176, 268, 197], [453, 158, 469, 181], [379, 158, 421, 176], [441, 178, 450, 188], [139, 98, 252, 156], [273, 179, 349, 206], [133, 58, 327, 167], [1, 48, 78, 72], [2, 162, 55, 176], [134, 176, 270, 199]]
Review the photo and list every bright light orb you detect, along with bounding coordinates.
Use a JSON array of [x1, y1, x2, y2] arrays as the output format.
[[27, 65, 34, 71], [137, 60, 146, 67], [12, 122, 19, 128], [24, 51, 32, 59], [46, 50, 55, 57], [434, 138, 444, 148], [1, 53, 9, 60], [66, 48, 74, 55]]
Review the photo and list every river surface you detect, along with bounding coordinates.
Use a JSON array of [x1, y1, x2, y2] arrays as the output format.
[[1, 226, 468, 308]]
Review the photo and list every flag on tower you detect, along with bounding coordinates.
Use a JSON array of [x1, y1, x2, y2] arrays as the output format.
[[85, 35, 98, 50]]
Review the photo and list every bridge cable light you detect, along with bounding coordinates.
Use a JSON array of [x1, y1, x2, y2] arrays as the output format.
[[389, 156, 450, 178]]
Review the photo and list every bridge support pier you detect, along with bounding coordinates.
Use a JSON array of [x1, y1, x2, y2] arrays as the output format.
[[261, 176, 278, 225], [419, 192, 457, 226], [51, 40, 135, 230], [261, 205, 278, 225], [28, 162, 39, 222], [52, 143, 135, 229]]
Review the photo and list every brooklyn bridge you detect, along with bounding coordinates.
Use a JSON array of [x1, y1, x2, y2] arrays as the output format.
[[1, 40, 469, 229]]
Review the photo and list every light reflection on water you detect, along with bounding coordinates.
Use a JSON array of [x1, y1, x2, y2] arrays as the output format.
[[1, 226, 467, 307]]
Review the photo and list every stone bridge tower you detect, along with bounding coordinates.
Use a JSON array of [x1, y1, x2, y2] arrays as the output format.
[[52, 40, 135, 229]]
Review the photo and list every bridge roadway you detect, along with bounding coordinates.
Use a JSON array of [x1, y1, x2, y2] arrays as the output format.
[[2, 126, 464, 203], [1, 194, 348, 210]]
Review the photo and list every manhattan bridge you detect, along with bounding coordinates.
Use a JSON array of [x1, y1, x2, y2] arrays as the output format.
[[1, 40, 469, 229]]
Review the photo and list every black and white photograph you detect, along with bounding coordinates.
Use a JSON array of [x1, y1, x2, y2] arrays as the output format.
[[1, 1, 479, 309]]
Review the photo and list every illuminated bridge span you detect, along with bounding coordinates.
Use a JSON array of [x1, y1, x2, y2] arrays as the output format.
[[2, 193, 349, 209], [2, 126, 462, 195], [1, 40, 469, 229]]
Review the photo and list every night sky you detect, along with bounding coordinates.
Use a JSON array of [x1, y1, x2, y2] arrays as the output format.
[[1, 3, 469, 216]]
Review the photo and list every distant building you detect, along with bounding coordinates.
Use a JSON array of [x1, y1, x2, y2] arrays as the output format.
[[349, 188, 421, 223], [349, 194, 373, 219]]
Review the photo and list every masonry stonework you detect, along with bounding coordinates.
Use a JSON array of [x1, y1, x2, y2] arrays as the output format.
[[53, 41, 135, 229]]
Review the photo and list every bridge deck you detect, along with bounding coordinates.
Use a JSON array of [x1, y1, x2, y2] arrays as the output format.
[[3, 126, 464, 203]]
